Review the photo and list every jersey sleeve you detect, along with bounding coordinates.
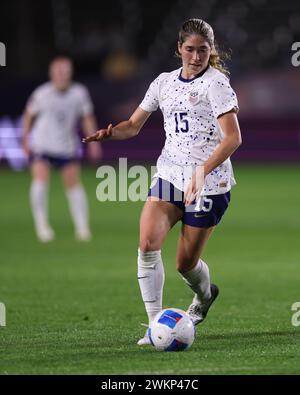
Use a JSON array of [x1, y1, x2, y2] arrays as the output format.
[[207, 75, 239, 118], [139, 75, 161, 112], [78, 86, 94, 116], [25, 89, 41, 116]]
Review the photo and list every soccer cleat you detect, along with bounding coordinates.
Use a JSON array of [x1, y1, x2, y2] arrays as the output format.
[[137, 324, 152, 346], [187, 284, 219, 325], [36, 224, 55, 243], [75, 227, 91, 242]]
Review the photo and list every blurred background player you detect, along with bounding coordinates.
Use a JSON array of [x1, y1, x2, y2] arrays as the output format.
[[22, 56, 102, 242], [83, 19, 242, 345]]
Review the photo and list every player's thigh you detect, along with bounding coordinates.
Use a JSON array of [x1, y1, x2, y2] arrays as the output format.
[[61, 162, 81, 189], [139, 199, 182, 252], [31, 159, 50, 182], [176, 224, 215, 272]]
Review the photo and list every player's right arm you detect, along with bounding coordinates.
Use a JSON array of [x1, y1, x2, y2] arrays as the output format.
[[22, 110, 35, 157], [82, 107, 151, 143]]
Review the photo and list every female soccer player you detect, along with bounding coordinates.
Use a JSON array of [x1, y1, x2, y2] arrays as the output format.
[[23, 56, 102, 242], [83, 19, 242, 345]]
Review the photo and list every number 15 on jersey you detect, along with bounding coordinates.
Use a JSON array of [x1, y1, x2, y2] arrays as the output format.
[[174, 112, 189, 133]]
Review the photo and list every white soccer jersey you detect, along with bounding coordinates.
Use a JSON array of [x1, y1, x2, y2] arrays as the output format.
[[139, 66, 239, 195], [26, 82, 93, 157]]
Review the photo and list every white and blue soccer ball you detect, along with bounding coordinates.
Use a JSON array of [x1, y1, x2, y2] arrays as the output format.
[[148, 308, 195, 351]]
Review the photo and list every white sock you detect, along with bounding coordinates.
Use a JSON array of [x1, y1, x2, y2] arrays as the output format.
[[181, 259, 211, 303], [30, 180, 49, 229], [137, 249, 165, 326], [66, 184, 90, 233]]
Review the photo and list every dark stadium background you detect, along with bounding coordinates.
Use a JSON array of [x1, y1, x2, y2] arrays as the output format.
[[0, 0, 299, 165]]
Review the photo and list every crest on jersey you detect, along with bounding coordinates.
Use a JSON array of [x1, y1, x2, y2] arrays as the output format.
[[189, 91, 200, 105]]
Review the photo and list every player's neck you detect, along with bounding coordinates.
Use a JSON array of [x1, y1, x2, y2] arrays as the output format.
[[180, 65, 209, 81], [52, 82, 71, 92]]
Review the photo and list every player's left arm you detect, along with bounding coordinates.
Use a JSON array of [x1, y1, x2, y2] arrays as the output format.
[[203, 110, 242, 176], [81, 114, 103, 161], [184, 110, 242, 205]]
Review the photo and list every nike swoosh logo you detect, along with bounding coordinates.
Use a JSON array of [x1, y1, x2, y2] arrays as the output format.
[[194, 213, 208, 218]]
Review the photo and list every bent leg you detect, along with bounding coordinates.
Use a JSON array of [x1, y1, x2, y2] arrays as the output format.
[[61, 162, 91, 241], [176, 224, 215, 272], [139, 199, 182, 252], [176, 224, 220, 324], [176, 224, 215, 302], [138, 200, 182, 329]]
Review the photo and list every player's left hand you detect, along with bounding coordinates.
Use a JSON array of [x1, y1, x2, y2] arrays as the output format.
[[184, 166, 205, 206], [82, 123, 113, 143]]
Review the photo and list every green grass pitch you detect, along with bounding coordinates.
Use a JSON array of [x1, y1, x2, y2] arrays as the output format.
[[0, 163, 299, 375]]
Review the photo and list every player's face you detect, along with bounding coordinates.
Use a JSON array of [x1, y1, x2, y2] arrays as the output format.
[[178, 34, 211, 78], [49, 59, 73, 91]]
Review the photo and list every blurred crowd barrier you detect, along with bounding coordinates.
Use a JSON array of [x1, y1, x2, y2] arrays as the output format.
[[0, 115, 299, 171], [0, 68, 299, 170], [0, 116, 27, 170]]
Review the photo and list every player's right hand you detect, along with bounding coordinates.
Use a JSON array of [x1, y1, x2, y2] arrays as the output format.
[[82, 123, 113, 143], [22, 137, 31, 159]]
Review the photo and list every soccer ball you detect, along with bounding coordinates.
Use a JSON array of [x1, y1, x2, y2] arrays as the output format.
[[148, 308, 195, 351]]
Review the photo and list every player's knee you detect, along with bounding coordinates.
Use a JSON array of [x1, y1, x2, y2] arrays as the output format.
[[63, 177, 81, 189], [176, 256, 198, 274], [32, 165, 50, 182], [139, 238, 160, 253]]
